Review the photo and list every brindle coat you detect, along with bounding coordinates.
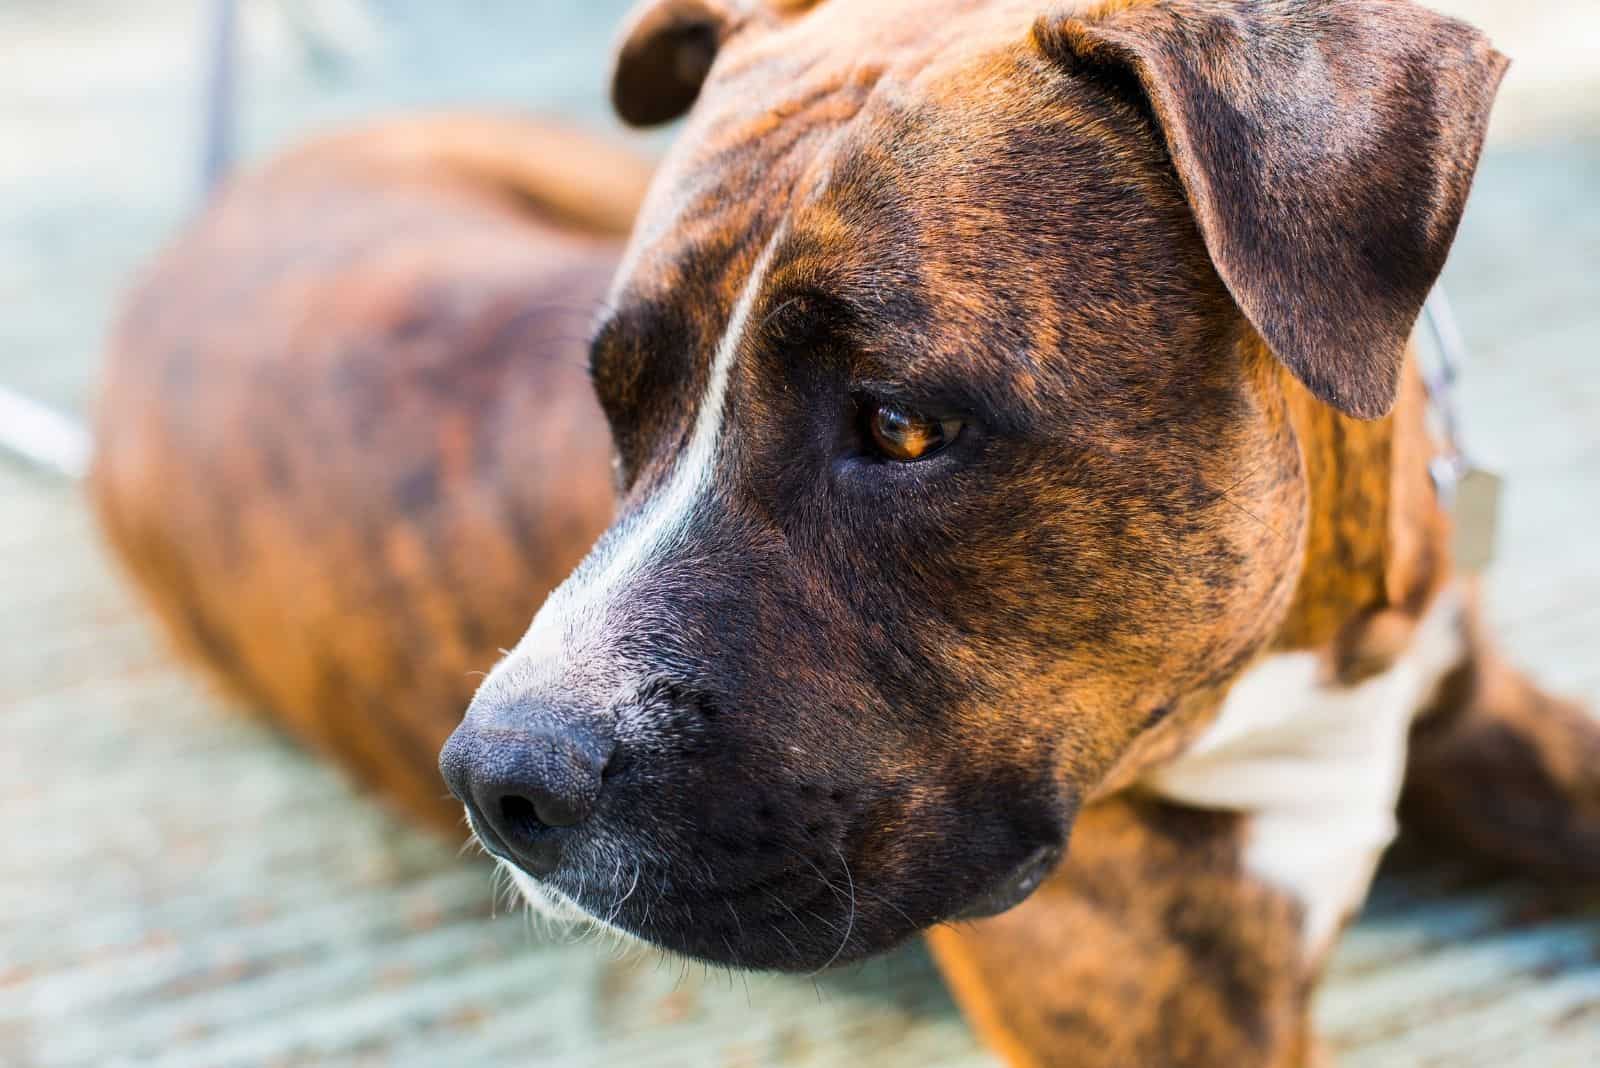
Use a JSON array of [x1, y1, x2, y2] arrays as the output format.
[[92, 3, 1600, 1066], [93, 115, 639, 825]]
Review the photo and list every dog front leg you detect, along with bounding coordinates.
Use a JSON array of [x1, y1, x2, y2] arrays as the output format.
[[926, 796, 1322, 1068], [1401, 586, 1600, 881]]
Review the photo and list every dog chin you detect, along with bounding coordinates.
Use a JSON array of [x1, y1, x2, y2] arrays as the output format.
[[504, 864, 576, 919], [497, 833, 1065, 954], [502, 861, 643, 943]]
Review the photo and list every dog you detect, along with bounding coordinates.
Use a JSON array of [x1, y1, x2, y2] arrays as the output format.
[[94, 2, 1600, 1065]]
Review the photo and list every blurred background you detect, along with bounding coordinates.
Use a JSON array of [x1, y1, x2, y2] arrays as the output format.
[[2, 1, 1597, 1065]]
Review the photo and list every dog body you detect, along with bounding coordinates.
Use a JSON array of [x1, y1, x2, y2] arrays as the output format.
[[94, 3, 1600, 1066], [93, 115, 638, 824]]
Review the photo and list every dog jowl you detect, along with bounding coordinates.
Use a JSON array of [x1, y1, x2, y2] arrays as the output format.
[[441, 0, 1507, 976]]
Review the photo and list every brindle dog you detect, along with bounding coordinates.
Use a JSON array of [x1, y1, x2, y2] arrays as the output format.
[[93, 3, 1600, 1066]]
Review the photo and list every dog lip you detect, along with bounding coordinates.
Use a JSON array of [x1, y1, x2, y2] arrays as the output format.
[[699, 866, 809, 904], [954, 843, 1062, 920]]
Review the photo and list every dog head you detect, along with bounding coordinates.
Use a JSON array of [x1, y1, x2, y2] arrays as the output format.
[[441, 0, 1504, 970]]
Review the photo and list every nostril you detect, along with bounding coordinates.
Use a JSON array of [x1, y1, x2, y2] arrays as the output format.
[[443, 707, 615, 877], [499, 794, 545, 837], [496, 790, 586, 832], [487, 791, 564, 876], [534, 791, 583, 829], [488, 791, 568, 876]]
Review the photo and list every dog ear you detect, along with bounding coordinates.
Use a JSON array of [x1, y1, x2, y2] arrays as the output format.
[[611, 0, 740, 127], [1035, 0, 1507, 419]]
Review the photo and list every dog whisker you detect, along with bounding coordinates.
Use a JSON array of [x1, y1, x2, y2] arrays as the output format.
[[761, 886, 810, 941], [605, 860, 641, 928], [812, 847, 858, 975], [722, 898, 747, 945], [851, 880, 918, 931]]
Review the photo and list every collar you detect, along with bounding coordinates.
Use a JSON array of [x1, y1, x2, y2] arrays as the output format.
[[1419, 286, 1502, 572], [1420, 287, 1473, 499]]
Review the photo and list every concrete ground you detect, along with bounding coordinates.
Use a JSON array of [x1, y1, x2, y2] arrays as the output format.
[[2, 2, 1597, 1065]]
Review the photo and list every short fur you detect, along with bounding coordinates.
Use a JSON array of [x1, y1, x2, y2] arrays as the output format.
[[93, 4, 1600, 1066]]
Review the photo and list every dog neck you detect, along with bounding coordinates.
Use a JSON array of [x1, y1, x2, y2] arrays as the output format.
[[1125, 346, 1465, 956], [1275, 345, 1452, 681], [1096, 336, 1452, 798]]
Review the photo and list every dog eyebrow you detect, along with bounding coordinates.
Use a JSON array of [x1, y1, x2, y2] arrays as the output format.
[[847, 359, 1034, 434], [741, 287, 839, 351], [751, 272, 1039, 432]]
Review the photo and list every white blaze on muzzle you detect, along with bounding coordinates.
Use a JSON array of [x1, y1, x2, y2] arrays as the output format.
[[478, 239, 782, 716]]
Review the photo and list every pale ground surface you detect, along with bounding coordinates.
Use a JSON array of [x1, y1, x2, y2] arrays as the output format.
[[2, 2, 1597, 1066]]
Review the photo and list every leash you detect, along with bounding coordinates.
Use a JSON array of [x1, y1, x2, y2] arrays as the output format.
[[1419, 287, 1502, 573], [0, 388, 92, 479], [0, 3, 235, 481], [1, 0, 349, 481], [1421, 286, 1479, 496], [0, 2, 237, 481], [200, 0, 240, 196]]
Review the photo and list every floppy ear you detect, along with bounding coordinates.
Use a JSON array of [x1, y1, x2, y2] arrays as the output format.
[[611, 0, 741, 127], [1035, 0, 1507, 418]]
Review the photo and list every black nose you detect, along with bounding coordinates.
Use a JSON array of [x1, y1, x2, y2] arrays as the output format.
[[439, 706, 614, 877]]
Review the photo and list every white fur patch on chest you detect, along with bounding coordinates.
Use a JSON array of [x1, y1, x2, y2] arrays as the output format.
[[1142, 587, 1466, 957]]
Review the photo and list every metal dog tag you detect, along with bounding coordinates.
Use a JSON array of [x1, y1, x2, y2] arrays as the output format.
[[1420, 288, 1503, 576], [1450, 464, 1503, 574]]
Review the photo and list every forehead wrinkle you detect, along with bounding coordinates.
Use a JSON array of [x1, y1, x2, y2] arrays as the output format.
[[617, 2, 1116, 428], [821, 52, 1192, 404], [789, 173, 1108, 432], [624, 13, 956, 318], [736, 92, 921, 310], [850, 333, 1047, 435], [737, 250, 1049, 435]]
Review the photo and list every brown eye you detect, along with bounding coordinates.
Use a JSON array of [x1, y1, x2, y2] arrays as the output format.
[[865, 402, 963, 462]]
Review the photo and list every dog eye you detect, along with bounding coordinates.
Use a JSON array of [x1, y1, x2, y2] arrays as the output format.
[[864, 401, 963, 462]]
